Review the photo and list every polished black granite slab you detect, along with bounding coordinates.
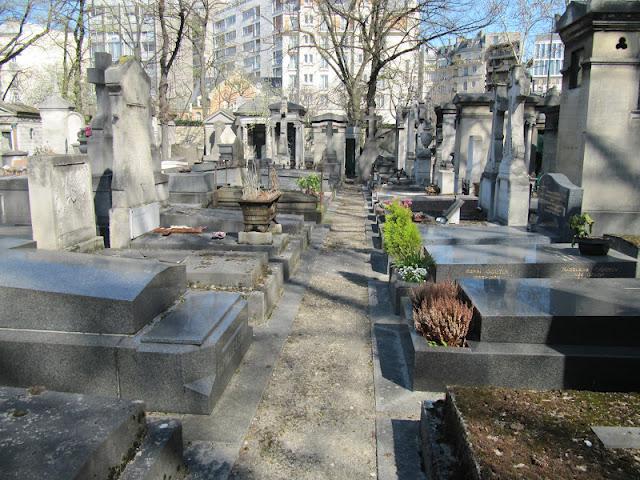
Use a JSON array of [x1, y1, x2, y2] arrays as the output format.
[[460, 278, 640, 345], [0, 249, 185, 334], [420, 224, 551, 246], [142, 291, 241, 345], [428, 243, 636, 281]]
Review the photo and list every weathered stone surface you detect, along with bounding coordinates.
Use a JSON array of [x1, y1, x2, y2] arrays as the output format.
[[0, 249, 185, 334], [27, 154, 103, 252], [106, 59, 159, 247], [0, 175, 31, 225], [0, 237, 36, 249], [0, 386, 146, 480], [427, 243, 636, 281], [238, 231, 273, 245]]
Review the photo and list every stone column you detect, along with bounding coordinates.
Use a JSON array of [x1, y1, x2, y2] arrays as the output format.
[[436, 102, 456, 194], [479, 85, 507, 218], [494, 65, 531, 226], [540, 87, 560, 174], [524, 112, 536, 174], [406, 103, 417, 176], [295, 123, 303, 168], [397, 108, 408, 171], [265, 121, 273, 161]]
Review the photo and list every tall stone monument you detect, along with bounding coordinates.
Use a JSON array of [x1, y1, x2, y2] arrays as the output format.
[[276, 97, 289, 166], [27, 154, 104, 252], [554, 0, 640, 235], [435, 103, 456, 194], [540, 87, 560, 174], [395, 106, 408, 172], [479, 85, 508, 217], [87, 52, 114, 176], [105, 59, 159, 248], [414, 104, 434, 186], [494, 65, 531, 226]]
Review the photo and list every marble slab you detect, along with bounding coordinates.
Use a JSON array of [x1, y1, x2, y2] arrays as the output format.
[[0, 249, 185, 334], [420, 224, 551, 246], [428, 243, 636, 282], [141, 291, 241, 345], [460, 278, 640, 345]]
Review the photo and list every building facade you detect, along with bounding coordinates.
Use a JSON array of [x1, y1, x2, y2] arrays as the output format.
[[530, 33, 564, 94]]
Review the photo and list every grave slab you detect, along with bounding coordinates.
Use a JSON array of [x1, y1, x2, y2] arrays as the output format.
[[0, 386, 145, 480], [142, 291, 241, 346], [0, 249, 185, 334], [0, 237, 36, 250], [420, 224, 550, 246], [460, 278, 640, 345], [427, 243, 636, 281], [591, 426, 640, 449]]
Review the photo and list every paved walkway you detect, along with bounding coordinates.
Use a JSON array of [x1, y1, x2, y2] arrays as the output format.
[[230, 185, 377, 479]]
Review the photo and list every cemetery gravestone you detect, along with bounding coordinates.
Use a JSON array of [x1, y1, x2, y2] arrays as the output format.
[[105, 59, 159, 248], [27, 154, 103, 252], [535, 173, 583, 242]]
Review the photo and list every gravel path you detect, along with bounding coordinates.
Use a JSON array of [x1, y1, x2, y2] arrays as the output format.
[[230, 185, 376, 479]]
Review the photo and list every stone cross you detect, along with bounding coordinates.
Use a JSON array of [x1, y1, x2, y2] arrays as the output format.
[[87, 52, 114, 176]]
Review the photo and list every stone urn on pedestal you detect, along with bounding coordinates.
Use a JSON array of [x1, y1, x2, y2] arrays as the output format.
[[239, 163, 281, 233]]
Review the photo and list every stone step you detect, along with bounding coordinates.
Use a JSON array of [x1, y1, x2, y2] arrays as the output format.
[[119, 419, 186, 480], [461, 278, 640, 346], [0, 249, 185, 334], [272, 235, 303, 280], [0, 387, 146, 480]]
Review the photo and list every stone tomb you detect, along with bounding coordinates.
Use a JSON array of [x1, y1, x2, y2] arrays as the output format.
[[408, 277, 640, 391], [420, 224, 550, 246], [101, 248, 283, 325], [27, 154, 104, 252], [167, 169, 217, 207], [426, 242, 636, 282], [0, 249, 251, 414], [0, 387, 184, 479]]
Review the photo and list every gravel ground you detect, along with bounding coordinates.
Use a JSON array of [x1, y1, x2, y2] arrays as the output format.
[[230, 185, 377, 479]]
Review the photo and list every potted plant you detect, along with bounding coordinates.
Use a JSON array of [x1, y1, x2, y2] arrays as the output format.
[[238, 161, 281, 232], [569, 213, 610, 256]]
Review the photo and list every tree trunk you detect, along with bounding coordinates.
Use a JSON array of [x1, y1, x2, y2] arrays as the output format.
[[72, 0, 86, 112]]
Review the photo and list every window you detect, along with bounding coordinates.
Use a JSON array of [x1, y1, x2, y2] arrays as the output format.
[[304, 73, 313, 84], [215, 19, 225, 31], [320, 57, 328, 69], [463, 66, 469, 76], [225, 46, 236, 56], [463, 81, 468, 91], [225, 31, 236, 42], [320, 74, 328, 88], [304, 53, 313, 64], [289, 74, 297, 85], [288, 54, 298, 69], [226, 15, 236, 27]]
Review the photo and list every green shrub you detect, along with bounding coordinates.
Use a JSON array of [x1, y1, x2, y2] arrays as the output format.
[[296, 173, 322, 195], [383, 200, 423, 263], [175, 119, 204, 127]]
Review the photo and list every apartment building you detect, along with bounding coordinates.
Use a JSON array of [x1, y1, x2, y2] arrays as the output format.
[[530, 33, 564, 94], [430, 32, 521, 106]]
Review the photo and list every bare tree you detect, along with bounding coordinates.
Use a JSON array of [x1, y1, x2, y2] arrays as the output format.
[[157, 0, 190, 160], [496, 0, 565, 63], [0, 0, 60, 68], [296, 0, 498, 131]]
